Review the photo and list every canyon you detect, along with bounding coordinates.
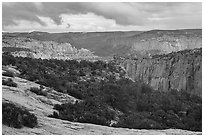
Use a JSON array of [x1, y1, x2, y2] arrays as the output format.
[[2, 36, 99, 60], [2, 29, 202, 96], [2, 29, 202, 135], [3, 29, 201, 57]]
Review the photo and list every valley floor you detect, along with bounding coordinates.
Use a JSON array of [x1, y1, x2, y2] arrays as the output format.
[[2, 75, 202, 135]]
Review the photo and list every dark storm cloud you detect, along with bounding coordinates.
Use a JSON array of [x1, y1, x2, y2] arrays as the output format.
[[3, 2, 90, 27], [2, 2, 202, 29], [2, 3, 46, 27]]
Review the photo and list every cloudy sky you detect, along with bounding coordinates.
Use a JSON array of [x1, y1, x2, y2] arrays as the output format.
[[2, 2, 202, 32]]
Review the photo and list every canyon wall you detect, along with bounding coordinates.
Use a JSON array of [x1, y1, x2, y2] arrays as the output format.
[[121, 48, 202, 96], [2, 37, 98, 60], [107, 30, 202, 58], [130, 32, 202, 54], [3, 29, 201, 57]]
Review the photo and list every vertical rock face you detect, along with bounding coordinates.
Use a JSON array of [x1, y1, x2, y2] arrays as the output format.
[[121, 48, 202, 96]]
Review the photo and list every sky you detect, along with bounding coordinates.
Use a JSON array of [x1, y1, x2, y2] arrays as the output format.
[[2, 2, 202, 32]]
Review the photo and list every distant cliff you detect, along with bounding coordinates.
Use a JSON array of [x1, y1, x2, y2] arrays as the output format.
[[111, 29, 202, 58], [121, 48, 202, 96], [2, 36, 98, 60], [3, 29, 201, 57]]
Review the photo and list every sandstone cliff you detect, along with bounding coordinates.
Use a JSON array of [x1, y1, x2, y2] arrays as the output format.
[[3, 29, 201, 57], [111, 29, 202, 58], [2, 36, 98, 60], [120, 48, 202, 96]]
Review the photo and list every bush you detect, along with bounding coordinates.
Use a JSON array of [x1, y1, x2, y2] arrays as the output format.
[[66, 89, 83, 99], [115, 112, 164, 129], [53, 104, 63, 111], [2, 71, 15, 77], [141, 83, 153, 94], [51, 100, 114, 126], [78, 112, 109, 126], [2, 78, 17, 87], [30, 87, 47, 96], [48, 111, 59, 118], [2, 102, 38, 128]]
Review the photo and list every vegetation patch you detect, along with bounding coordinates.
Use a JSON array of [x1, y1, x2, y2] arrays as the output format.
[[50, 80, 202, 131], [2, 78, 17, 87], [2, 71, 15, 77], [2, 102, 38, 128], [49, 99, 114, 126], [30, 87, 47, 96]]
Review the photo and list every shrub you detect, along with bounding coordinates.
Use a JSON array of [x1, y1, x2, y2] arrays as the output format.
[[53, 104, 63, 111], [101, 83, 130, 112], [2, 102, 38, 128], [115, 112, 164, 129], [48, 111, 59, 118], [141, 83, 153, 94], [30, 87, 47, 96], [51, 100, 114, 126], [78, 112, 109, 126], [2, 78, 17, 87], [2, 53, 16, 66], [66, 89, 83, 99], [2, 71, 15, 77]]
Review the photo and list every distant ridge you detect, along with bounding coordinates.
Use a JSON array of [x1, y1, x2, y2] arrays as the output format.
[[3, 29, 202, 57]]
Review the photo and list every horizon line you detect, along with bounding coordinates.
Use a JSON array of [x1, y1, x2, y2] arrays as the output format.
[[2, 28, 202, 34]]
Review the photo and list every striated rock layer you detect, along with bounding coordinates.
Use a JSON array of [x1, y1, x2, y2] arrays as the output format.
[[121, 48, 202, 96], [128, 30, 202, 57], [2, 37, 99, 60]]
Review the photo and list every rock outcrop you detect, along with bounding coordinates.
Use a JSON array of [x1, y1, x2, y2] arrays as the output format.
[[2, 36, 99, 60], [121, 48, 202, 96]]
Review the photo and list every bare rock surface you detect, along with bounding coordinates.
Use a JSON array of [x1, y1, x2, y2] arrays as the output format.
[[2, 74, 201, 135], [2, 37, 99, 60], [121, 48, 202, 96]]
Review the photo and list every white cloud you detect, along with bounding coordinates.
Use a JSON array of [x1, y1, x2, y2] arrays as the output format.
[[60, 13, 116, 31]]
